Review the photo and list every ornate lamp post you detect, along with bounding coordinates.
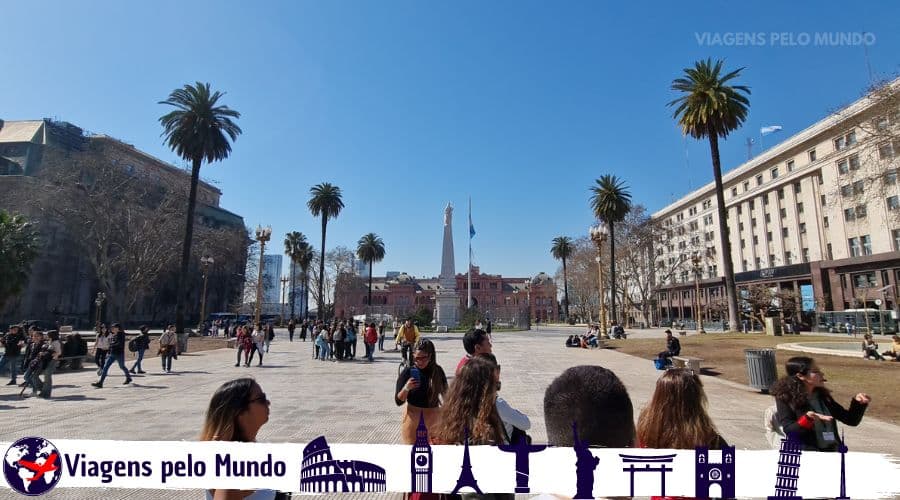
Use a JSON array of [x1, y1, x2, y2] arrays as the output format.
[[198, 255, 215, 335], [524, 281, 531, 328], [589, 224, 609, 337], [94, 292, 106, 327], [691, 253, 704, 333], [280, 276, 290, 325], [254, 225, 272, 328]]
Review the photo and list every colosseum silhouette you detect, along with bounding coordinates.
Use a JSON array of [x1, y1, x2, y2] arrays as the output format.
[[300, 436, 387, 493]]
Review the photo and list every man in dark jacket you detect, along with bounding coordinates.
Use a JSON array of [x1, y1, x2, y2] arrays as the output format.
[[129, 325, 151, 374], [92, 323, 132, 388], [0, 325, 25, 385], [657, 329, 681, 366]]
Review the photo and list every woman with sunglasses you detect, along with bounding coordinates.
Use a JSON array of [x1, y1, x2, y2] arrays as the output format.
[[395, 338, 447, 444], [770, 356, 870, 451], [201, 378, 274, 499]]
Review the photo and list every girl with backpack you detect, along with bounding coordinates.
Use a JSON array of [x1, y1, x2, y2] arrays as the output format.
[[94, 325, 110, 374], [129, 326, 151, 374]]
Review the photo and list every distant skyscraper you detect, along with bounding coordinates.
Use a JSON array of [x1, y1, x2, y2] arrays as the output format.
[[261, 254, 283, 305], [355, 258, 370, 278], [386, 271, 401, 279], [288, 265, 308, 318]]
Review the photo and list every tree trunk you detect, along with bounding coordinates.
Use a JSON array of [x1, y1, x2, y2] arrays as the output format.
[[368, 260, 373, 315], [318, 217, 327, 320], [303, 269, 310, 319], [174, 157, 202, 335], [562, 257, 569, 321], [708, 133, 740, 331], [289, 259, 296, 320], [609, 223, 617, 324]]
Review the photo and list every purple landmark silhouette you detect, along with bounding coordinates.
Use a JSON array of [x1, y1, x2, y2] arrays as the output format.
[[497, 432, 546, 493], [836, 431, 849, 500], [410, 413, 433, 493], [695, 445, 736, 499], [619, 453, 676, 497], [572, 422, 600, 499], [450, 428, 483, 495], [768, 433, 803, 500]]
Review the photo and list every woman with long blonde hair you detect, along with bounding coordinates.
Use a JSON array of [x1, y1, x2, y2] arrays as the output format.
[[637, 368, 727, 449]]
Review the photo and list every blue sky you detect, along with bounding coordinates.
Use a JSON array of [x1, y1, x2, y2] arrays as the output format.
[[3, 1, 898, 279]]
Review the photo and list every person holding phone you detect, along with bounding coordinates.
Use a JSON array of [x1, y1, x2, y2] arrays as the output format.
[[395, 338, 447, 444]]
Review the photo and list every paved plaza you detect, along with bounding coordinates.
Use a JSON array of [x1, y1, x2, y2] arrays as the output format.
[[1, 326, 898, 499]]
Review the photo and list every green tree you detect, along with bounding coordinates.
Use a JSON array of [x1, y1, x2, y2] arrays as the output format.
[[590, 175, 632, 324], [298, 243, 315, 319], [307, 183, 344, 319], [0, 211, 40, 310], [356, 233, 386, 313], [669, 58, 750, 331], [550, 236, 573, 321], [159, 82, 241, 335], [284, 231, 308, 320]]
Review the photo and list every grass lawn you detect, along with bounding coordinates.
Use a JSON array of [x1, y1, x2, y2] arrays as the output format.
[[607, 333, 900, 422]]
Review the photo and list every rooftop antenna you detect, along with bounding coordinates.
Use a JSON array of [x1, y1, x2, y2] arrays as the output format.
[[683, 134, 692, 191], [862, 31, 875, 84], [746, 137, 754, 160]]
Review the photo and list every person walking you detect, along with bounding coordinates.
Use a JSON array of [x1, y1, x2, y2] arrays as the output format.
[[35, 330, 62, 399], [129, 325, 151, 374], [287, 319, 296, 342], [364, 322, 377, 362], [378, 320, 386, 351], [158, 325, 178, 373], [395, 339, 447, 444], [94, 324, 110, 374], [252, 325, 266, 366], [333, 322, 345, 361], [234, 325, 248, 367], [92, 323, 132, 388], [315, 326, 329, 361], [264, 323, 274, 352], [770, 356, 870, 451], [347, 321, 358, 360], [299, 320, 308, 342], [0, 324, 25, 386]]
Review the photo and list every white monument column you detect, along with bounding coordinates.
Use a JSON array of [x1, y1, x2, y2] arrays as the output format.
[[435, 202, 460, 328]]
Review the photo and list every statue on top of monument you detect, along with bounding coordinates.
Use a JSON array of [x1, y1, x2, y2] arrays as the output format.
[[444, 202, 453, 226]]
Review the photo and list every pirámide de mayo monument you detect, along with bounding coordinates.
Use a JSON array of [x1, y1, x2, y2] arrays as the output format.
[[434, 202, 460, 328]]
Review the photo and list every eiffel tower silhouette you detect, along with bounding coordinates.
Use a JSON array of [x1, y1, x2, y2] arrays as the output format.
[[451, 427, 483, 495]]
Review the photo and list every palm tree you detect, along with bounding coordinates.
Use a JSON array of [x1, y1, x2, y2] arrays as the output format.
[[284, 231, 308, 321], [550, 236, 573, 321], [298, 243, 315, 319], [590, 175, 632, 325], [356, 233, 386, 313], [669, 58, 750, 331], [159, 82, 241, 335], [307, 183, 344, 319]]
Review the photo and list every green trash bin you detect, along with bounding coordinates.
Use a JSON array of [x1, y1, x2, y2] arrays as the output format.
[[745, 348, 777, 393]]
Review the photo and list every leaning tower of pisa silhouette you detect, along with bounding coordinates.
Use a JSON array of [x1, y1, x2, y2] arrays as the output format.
[[768, 433, 803, 500]]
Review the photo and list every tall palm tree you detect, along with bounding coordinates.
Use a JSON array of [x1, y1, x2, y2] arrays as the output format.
[[590, 175, 632, 325], [159, 82, 241, 336], [307, 183, 344, 319], [550, 236, 573, 321], [284, 231, 308, 321], [356, 233, 386, 312], [298, 243, 315, 319], [669, 58, 750, 331]]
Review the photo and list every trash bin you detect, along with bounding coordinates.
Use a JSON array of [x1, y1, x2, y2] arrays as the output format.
[[745, 348, 777, 393]]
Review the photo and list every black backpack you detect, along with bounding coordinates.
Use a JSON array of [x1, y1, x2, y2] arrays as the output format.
[[128, 338, 138, 352]]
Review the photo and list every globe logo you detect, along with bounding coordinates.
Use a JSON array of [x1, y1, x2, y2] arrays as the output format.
[[3, 437, 62, 496]]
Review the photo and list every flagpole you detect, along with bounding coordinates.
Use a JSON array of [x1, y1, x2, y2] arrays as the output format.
[[467, 197, 472, 309]]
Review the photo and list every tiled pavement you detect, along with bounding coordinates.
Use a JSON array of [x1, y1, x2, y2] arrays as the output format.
[[1, 326, 896, 499]]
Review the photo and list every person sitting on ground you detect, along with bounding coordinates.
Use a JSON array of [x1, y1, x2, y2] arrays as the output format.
[[882, 335, 900, 361], [564, 335, 579, 348], [456, 328, 493, 375], [544, 365, 635, 448], [201, 377, 276, 500], [637, 368, 728, 449], [656, 329, 681, 367], [770, 356, 870, 452], [862, 334, 885, 361]]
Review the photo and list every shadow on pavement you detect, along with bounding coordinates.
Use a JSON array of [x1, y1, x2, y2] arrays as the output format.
[[49, 395, 105, 402]]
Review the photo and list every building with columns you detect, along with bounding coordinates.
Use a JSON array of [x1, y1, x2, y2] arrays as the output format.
[[334, 267, 559, 324], [653, 79, 900, 329]]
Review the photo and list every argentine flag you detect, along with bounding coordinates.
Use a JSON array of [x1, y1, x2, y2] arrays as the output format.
[[469, 216, 475, 239], [760, 125, 783, 136]]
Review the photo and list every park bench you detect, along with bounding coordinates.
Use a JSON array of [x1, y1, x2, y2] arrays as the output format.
[[435, 326, 449, 333], [671, 356, 703, 373]]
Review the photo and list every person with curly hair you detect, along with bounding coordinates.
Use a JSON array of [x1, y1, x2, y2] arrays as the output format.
[[770, 356, 870, 451], [435, 355, 507, 447], [637, 368, 728, 449], [395, 338, 448, 444]]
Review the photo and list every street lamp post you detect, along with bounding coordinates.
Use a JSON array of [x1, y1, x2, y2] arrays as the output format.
[[94, 292, 106, 327], [198, 255, 214, 336], [280, 276, 290, 325], [254, 225, 272, 328], [524, 282, 531, 329], [589, 224, 609, 337], [692, 253, 704, 333]]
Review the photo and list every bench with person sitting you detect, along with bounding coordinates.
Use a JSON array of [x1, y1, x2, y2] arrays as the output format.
[[56, 331, 90, 370], [655, 329, 681, 369]]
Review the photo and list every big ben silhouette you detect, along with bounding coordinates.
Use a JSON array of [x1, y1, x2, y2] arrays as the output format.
[[411, 412, 433, 493]]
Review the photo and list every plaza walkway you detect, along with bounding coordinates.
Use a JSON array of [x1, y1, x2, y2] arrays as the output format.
[[1, 326, 896, 499]]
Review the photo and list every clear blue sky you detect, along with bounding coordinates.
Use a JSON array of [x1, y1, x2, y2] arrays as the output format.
[[3, 1, 898, 279]]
